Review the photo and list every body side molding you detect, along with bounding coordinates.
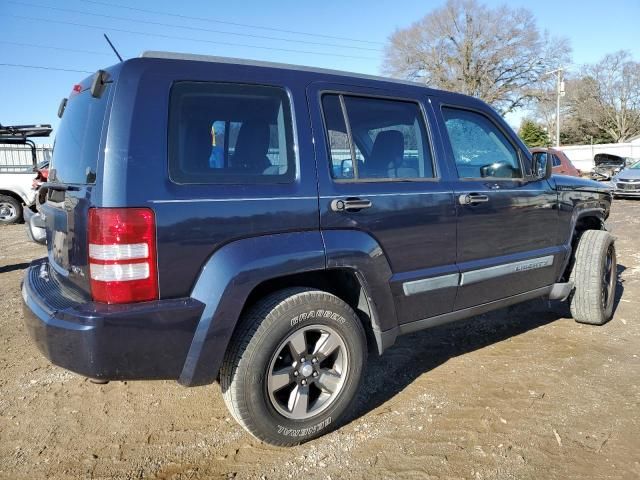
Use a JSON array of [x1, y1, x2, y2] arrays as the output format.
[[461, 255, 555, 285], [403, 273, 459, 296]]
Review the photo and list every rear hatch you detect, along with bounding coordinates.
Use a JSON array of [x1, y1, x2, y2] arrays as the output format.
[[42, 74, 114, 295]]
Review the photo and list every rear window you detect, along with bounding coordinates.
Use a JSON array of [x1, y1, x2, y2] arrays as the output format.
[[50, 88, 110, 184], [168, 82, 296, 184]]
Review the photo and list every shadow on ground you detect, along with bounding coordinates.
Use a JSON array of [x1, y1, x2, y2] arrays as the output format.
[[352, 266, 626, 421], [0, 262, 31, 274]]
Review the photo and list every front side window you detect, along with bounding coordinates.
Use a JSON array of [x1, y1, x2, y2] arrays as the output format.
[[552, 155, 562, 167], [322, 94, 434, 181], [169, 82, 295, 184], [442, 108, 522, 179]]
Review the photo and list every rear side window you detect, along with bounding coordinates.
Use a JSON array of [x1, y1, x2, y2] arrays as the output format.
[[50, 88, 110, 184], [322, 94, 434, 181], [442, 107, 522, 179], [169, 82, 295, 184]]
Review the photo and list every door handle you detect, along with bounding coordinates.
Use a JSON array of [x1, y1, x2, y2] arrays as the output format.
[[458, 193, 489, 205], [331, 197, 372, 212]]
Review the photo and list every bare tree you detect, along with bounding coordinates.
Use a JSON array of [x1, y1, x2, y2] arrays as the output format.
[[531, 80, 559, 142], [569, 51, 640, 143], [383, 0, 569, 114]]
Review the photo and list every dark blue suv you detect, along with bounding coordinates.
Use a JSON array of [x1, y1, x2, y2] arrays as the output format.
[[22, 52, 616, 446]]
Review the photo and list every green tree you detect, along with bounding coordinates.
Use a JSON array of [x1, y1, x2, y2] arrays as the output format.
[[518, 119, 550, 147]]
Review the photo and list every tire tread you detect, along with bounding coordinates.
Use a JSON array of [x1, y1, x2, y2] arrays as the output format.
[[569, 229, 615, 325]]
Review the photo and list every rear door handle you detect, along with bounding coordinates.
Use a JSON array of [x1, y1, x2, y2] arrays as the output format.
[[331, 197, 372, 212], [458, 193, 489, 205]]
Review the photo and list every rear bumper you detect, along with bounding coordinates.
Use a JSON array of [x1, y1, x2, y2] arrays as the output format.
[[22, 258, 204, 381]]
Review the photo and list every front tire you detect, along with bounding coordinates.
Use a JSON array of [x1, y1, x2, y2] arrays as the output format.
[[220, 288, 367, 446], [569, 230, 617, 325]]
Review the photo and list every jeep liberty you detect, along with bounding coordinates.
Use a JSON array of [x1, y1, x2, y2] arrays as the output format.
[[22, 52, 616, 446]]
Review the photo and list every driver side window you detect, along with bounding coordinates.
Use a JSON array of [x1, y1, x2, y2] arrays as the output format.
[[442, 107, 522, 179]]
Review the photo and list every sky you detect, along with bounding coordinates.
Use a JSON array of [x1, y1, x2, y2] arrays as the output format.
[[1, 0, 639, 142]]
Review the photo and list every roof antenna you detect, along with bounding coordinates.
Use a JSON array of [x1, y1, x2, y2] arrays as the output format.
[[103, 33, 123, 62]]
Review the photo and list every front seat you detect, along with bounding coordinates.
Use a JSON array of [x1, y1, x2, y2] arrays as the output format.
[[231, 121, 272, 174], [362, 130, 404, 178]]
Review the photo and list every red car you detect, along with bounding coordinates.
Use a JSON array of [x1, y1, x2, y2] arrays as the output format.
[[530, 147, 582, 177]]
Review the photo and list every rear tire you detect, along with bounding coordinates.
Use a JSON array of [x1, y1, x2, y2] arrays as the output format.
[[569, 230, 617, 325], [0, 195, 22, 225], [220, 288, 367, 446]]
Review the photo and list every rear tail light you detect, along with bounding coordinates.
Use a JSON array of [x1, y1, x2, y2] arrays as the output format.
[[88, 208, 158, 304]]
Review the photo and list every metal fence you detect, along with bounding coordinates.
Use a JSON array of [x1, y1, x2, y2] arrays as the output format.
[[0, 144, 53, 173]]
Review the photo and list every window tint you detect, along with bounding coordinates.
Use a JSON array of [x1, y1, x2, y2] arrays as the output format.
[[442, 108, 522, 179], [322, 94, 434, 181], [169, 82, 295, 184], [552, 154, 562, 167], [50, 87, 110, 184]]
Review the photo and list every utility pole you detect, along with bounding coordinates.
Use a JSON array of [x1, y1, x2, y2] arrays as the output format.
[[545, 67, 565, 147]]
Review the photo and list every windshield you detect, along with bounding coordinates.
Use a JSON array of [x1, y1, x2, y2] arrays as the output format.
[[49, 86, 110, 184], [630, 160, 640, 169]]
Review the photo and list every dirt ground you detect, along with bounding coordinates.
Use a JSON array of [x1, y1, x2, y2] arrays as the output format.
[[0, 201, 638, 480]]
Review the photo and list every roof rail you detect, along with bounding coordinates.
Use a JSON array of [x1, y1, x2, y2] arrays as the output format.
[[140, 51, 425, 88]]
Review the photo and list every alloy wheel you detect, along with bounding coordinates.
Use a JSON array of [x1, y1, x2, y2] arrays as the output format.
[[266, 325, 348, 420]]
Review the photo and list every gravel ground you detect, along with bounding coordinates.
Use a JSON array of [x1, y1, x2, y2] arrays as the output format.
[[0, 200, 639, 480]]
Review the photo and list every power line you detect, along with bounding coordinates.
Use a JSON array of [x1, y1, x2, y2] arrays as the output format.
[[10, 1, 382, 53], [0, 40, 113, 56], [8, 14, 377, 60], [0, 63, 93, 74], [79, 0, 384, 46]]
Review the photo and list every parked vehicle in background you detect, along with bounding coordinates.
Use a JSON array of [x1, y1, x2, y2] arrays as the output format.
[[591, 153, 630, 181], [530, 147, 582, 177], [0, 124, 52, 224], [611, 159, 640, 198], [22, 53, 617, 446], [32, 160, 49, 190], [24, 159, 49, 244]]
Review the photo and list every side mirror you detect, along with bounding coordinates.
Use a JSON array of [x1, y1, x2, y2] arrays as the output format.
[[341, 159, 354, 179], [532, 153, 552, 180]]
